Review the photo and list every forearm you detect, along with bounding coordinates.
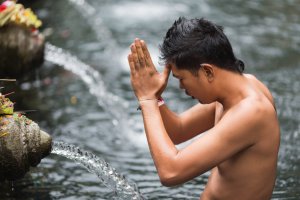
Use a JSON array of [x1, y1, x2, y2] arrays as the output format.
[[159, 103, 183, 144], [139, 100, 178, 178], [160, 102, 216, 144]]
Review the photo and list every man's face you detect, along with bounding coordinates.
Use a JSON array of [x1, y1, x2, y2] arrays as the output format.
[[171, 64, 213, 104], [171, 65, 200, 101]]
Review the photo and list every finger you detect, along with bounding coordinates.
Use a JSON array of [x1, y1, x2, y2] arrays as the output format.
[[127, 54, 136, 75], [135, 39, 146, 68], [130, 44, 141, 71], [141, 40, 156, 71]]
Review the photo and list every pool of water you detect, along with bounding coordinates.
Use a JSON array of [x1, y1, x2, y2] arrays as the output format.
[[1, 0, 299, 199]]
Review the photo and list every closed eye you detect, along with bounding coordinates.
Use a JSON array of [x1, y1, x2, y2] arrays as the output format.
[[172, 73, 182, 80]]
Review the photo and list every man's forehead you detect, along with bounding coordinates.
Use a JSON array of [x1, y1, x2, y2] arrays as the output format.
[[170, 64, 179, 72], [170, 66, 180, 77], [170, 65, 185, 77]]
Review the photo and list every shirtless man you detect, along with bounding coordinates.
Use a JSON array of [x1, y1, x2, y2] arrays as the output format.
[[127, 17, 280, 200]]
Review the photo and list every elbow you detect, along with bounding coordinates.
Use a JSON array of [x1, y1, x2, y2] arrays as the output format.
[[156, 152, 184, 186], [158, 170, 182, 187], [160, 178, 179, 187]]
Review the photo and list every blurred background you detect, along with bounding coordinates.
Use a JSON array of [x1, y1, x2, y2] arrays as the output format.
[[1, 0, 299, 199]]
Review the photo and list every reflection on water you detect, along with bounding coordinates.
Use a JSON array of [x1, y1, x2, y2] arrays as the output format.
[[1, 0, 299, 199]]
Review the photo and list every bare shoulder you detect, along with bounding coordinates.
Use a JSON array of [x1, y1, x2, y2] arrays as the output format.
[[218, 97, 277, 145], [231, 96, 276, 126], [244, 73, 275, 107]]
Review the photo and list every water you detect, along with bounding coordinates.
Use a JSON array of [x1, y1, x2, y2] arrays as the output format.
[[51, 141, 144, 200], [44, 42, 129, 127], [0, 0, 299, 199]]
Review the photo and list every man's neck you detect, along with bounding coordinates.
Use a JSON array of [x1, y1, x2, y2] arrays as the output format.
[[215, 72, 250, 111]]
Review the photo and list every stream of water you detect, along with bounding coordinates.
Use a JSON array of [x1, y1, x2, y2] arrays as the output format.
[[51, 141, 144, 200], [44, 42, 128, 127]]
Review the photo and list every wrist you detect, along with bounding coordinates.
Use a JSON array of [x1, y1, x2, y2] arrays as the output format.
[[137, 97, 165, 111]]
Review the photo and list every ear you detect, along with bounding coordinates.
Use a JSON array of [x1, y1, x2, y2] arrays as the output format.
[[200, 64, 214, 82]]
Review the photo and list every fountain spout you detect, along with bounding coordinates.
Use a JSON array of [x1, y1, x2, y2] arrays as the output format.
[[0, 94, 52, 181], [39, 130, 53, 158]]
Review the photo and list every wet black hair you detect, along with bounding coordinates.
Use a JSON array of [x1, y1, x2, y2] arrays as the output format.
[[159, 17, 244, 75]]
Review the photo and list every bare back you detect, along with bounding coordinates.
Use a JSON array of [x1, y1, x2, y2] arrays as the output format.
[[201, 74, 280, 200]]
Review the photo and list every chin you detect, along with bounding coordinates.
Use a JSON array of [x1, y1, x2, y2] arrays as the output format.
[[197, 99, 209, 104]]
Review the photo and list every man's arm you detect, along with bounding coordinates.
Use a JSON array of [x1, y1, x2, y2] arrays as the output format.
[[159, 102, 216, 145], [139, 99, 262, 186]]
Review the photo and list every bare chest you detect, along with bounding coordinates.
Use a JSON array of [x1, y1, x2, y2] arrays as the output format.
[[213, 103, 258, 174]]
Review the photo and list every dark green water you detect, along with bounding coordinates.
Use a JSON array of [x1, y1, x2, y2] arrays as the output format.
[[1, 0, 299, 199]]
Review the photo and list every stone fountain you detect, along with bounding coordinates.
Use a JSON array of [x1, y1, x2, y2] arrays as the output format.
[[0, 92, 52, 181]]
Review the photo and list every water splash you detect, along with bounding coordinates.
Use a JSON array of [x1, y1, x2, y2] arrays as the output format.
[[45, 43, 128, 126], [51, 141, 144, 200]]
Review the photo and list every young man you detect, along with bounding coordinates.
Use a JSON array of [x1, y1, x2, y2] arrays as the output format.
[[127, 17, 280, 200]]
